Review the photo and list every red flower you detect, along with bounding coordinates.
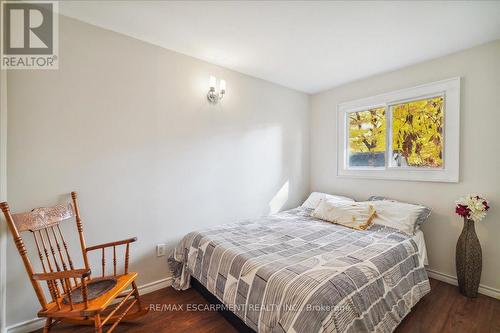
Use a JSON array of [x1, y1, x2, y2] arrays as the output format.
[[455, 204, 470, 218], [483, 201, 490, 211]]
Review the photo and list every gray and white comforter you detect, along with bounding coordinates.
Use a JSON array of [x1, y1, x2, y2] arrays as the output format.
[[169, 207, 430, 333]]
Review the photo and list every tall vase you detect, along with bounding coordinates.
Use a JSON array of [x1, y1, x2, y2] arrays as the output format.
[[455, 218, 482, 297]]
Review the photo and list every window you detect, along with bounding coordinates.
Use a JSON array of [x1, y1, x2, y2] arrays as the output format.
[[390, 96, 444, 168], [348, 107, 386, 168], [337, 78, 460, 182]]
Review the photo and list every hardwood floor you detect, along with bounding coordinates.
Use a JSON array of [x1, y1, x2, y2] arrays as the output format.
[[34, 278, 500, 333]]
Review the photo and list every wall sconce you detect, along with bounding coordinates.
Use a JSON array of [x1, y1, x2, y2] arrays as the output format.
[[207, 75, 226, 103]]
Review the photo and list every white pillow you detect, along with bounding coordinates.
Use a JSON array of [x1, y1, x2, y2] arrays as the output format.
[[367, 196, 431, 228], [311, 200, 376, 230], [368, 200, 424, 235], [302, 192, 355, 209]]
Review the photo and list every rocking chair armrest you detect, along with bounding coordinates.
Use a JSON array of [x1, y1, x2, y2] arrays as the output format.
[[32, 268, 91, 281], [85, 237, 137, 252]]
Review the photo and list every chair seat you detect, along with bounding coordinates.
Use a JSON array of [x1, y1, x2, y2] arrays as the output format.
[[63, 277, 117, 304], [40, 272, 138, 317]]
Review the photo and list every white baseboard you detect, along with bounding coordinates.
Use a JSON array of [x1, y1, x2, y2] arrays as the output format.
[[133, 277, 173, 295], [4, 318, 43, 333], [426, 268, 500, 300], [6, 277, 173, 333]]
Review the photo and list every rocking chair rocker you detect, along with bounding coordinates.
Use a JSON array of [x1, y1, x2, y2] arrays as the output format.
[[0, 192, 148, 332]]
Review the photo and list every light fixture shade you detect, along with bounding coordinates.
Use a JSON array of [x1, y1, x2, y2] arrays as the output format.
[[207, 75, 226, 103], [209, 76, 216, 89]]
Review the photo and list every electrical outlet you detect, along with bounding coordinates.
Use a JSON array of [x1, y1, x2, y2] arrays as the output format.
[[156, 244, 167, 257]]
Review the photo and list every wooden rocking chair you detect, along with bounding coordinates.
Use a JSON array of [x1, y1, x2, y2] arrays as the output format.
[[0, 192, 148, 332]]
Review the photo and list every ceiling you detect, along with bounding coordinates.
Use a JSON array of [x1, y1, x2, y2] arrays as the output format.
[[59, 1, 500, 94]]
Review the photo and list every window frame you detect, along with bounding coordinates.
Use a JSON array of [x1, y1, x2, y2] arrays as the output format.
[[337, 77, 460, 182]]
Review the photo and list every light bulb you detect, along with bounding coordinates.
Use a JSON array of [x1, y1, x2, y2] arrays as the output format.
[[209, 76, 216, 89]]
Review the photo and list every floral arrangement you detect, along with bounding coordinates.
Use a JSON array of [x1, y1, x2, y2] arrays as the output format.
[[455, 195, 490, 222]]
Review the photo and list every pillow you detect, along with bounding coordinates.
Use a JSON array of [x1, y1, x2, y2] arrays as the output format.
[[302, 192, 355, 209], [311, 200, 376, 231], [367, 200, 428, 235], [368, 196, 431, 227]]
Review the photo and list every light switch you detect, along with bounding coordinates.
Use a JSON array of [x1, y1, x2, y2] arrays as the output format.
[[156, 244, 167, 257]]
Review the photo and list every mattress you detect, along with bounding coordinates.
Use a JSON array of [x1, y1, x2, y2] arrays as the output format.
[[169, 207, 430, 333]]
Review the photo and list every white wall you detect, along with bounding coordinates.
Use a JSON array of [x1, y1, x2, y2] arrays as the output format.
[[5, 16, 310, 326], [310, 40, 500, 292]]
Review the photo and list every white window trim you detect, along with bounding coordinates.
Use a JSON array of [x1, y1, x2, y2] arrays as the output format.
[[337, 77, 460, 183]]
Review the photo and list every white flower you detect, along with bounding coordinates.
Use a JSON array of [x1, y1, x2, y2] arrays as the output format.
[[455, 194, 489, 223], [470, 210, 487, 222]]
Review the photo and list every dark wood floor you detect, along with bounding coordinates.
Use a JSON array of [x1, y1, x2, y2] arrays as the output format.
[[34, 278, 500, 333]]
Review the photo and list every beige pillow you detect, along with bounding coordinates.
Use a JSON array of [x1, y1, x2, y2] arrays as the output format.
[[311, 200, 376, 230]]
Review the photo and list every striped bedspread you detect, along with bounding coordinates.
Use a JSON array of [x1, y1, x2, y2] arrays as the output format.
[[169, 207, 430, 333]]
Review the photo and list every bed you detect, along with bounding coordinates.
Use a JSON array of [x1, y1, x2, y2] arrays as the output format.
[[169, 206, 430, 333]]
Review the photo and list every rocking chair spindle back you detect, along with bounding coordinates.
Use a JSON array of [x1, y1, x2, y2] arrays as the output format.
[[0, 191, 148, 333]]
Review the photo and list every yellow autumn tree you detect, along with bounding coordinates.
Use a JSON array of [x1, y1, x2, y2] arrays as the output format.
[[348, 107, 386, 167], [349, 107, 386, 153], [391, 96, 444, 168]]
